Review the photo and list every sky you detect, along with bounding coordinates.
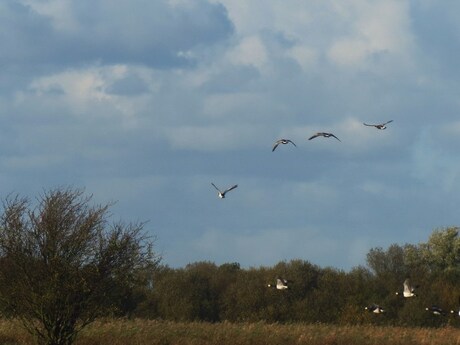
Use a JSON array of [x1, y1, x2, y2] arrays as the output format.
[[1, 0, 460, 270]]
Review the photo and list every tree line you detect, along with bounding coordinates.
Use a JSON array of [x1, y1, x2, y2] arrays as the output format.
[[134, 227, 460, 328], [0, 188, 459, 345]]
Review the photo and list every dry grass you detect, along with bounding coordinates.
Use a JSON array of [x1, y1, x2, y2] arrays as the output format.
[[1, 318, 460, 345]]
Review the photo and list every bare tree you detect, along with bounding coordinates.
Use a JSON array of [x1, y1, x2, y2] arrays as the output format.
[[0, 188, 159, 345]]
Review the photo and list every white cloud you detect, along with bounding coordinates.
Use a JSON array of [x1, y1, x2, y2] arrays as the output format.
[[227, 35, 268, 70], [287, 45, 319, 72], [29, 68, 111, 105], [20, 0, 79, 32], [25, 65, 155, 126], [327, 1, 414, 68]]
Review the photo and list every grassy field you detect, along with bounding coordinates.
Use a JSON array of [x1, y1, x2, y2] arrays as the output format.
[[1, 319, 460, 345]]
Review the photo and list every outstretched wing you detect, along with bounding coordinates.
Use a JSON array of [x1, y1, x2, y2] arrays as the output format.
[[329, 133, 341, 141], [363, 123, 375, 127], [287, 139, 297, 147], [276, 278, 289, 289], [224, 184, 238, 194], [403, 278, 412, 295], [211, 183, 222, 193], [308, 133, 321, 140], [383, 120, 393, 125], [272, 141, 281, 151]]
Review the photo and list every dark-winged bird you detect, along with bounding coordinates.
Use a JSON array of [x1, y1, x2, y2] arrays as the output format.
[[426, 305, 445, 316], [272, 139, 297, 152], [365, 304, 385, 314], [308, 132, 341, 141], [363, 120, 393, 130], [211, 183, 238, 199]]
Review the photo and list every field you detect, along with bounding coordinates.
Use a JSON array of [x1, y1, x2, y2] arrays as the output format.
[[1, 319, 460, 345]]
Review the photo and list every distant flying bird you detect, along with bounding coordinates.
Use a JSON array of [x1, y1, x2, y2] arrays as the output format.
[[365, 304, 385, 314], [426, 305, 445, 316], [211, 183, 238, 199], [363, 120, 393, 130], [272, 139, 297, 152], [308, 132, 341, 141], [396, 278, 418, 298], [268, 277, 290, 290]]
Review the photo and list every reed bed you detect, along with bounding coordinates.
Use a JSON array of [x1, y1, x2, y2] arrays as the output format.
[[1, 318, 460, 345]]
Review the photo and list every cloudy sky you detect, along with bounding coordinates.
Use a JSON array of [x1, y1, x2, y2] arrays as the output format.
[[2, 0, 460, 270]]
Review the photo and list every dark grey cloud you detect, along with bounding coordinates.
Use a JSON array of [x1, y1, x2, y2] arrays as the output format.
[[0, 0, 234, 69]]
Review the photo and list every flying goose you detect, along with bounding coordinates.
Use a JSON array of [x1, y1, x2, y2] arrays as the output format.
[[272, 139, 297, 152], [426, 305, 445, 316], [308, 132, 341, 141], [396, 278, 418, 298], [365, 304, 385, 314], [211, 183, 238, 199], [268, 277, 290, 290], [363, 120, 393, 130]]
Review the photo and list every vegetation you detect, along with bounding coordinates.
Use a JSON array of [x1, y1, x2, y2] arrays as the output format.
[[1, 318, 460, 345], [0, 188, 159, 345], [133, 227, 460, 328]]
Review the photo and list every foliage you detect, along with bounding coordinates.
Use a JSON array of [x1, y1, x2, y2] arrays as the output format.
[[0, 188, 159, 345], [134, 227, 460, 328]]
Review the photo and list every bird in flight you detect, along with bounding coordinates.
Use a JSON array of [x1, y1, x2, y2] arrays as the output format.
[[396, 278, 418, 298], [268, 277, 290, 290], [365, 304, 385, 314], [426, 305, 445, 316], [308, 132, 341, 141], [363, 120, 393, 130], [272, 139, 297, 152], [211, 183, 238, 199]]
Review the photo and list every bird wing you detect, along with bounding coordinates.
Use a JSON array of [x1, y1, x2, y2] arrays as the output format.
[[363, 123, 375, 127], [272, 141, 281, 151], [383, 120, 394, 125], [288, 140, 297, 147], [211, 183, 222, 193], [276, 278, 288, 288], [224, 185, 238, 193], [308, 133, 320, 140], [330, 133, 341, 141], [403, 279, 412, 294]]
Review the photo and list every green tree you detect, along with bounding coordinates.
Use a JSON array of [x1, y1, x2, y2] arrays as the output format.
[[0, 188, 158, 345], [420, 227, 460, 272]]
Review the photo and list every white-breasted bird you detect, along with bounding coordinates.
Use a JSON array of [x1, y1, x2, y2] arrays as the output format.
[[365, 304, 385, 314], [396, 278, 418, 298], [211, 183, 238, 199], [363, 120, 393, 130], [308, 132, 341, 142], [268, 277, 290, 290], [272, 139, 297, 152], [426, 305, 445, 316]]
